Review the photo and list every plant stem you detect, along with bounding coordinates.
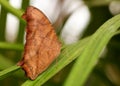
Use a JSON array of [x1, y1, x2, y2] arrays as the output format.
[[0, 0, 25, 24], [0, 65, 20, 80]]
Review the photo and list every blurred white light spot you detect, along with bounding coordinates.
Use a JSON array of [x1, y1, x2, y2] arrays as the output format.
[[9, 0, 22, 8], [61, 4, 90, 44], [6, 14, 19, 42], [109, 1, 120, 15], [30, 0, 59, 23], [63, 0, 83, 14]]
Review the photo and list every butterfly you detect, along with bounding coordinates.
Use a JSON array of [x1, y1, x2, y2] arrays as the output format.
[[18, 6, 61, 80]]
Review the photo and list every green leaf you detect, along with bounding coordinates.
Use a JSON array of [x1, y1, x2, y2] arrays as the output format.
[[0, 6, 7, 41], [17, 0, 29, 43], [0, 65, 20, 80], [0, 42, 23, 51], [0, 54, 14, 70], [64, 14, 120, 86]]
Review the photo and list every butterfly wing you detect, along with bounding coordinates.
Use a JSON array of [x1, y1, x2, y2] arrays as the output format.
[[18, 6, 61, 80]]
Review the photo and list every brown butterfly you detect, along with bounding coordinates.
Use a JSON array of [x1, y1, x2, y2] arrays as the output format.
[[18, 6, 61, 80]]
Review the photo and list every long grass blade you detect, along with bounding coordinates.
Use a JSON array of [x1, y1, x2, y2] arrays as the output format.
[[64, 14, 120, 86], [0, 65, 20, 80], [0, 42, 23, 51]]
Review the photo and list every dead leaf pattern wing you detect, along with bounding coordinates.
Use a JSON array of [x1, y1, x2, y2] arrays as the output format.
[[18, 6, 61, 80]]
